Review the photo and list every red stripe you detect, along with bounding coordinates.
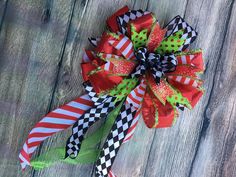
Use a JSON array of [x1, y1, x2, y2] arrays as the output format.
[[28, 132, 54, 139], [27, 141, 42, 148], [35, 122, 70, 129], [74, 98, 94, 107], [128, 94, 140, 105], [46, 112, 78, 120], [139, 85, 146, 92], [125, 47, 133, 59], [133, 88, 143, 98], [86, 50, 94, 60], [62, 105, 85, 115], [180, 76, 185, 84], [188, 79, 194, 86], [112, 40, 119, 48], [119, 39, 130, 54], [186, 55, 191, 63], [177, 56, 182, 64], [20, 149, 30, 162]]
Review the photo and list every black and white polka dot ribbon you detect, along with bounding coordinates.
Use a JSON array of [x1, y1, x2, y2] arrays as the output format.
[[131, 47, 178, 84]]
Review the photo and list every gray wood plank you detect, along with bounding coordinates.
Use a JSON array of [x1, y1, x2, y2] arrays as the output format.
[[0, 0, 74, 177], [190, 0, 236, 176], [0, 0, 8, 32]]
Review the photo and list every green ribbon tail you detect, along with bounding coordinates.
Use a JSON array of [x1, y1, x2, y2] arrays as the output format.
[[31, 100, 124, 170]]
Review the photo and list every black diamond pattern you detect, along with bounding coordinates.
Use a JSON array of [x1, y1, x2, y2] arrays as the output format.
[[164, 15, 197, 51], [117, 10, 150, 35], [95, 102, 136, 177]]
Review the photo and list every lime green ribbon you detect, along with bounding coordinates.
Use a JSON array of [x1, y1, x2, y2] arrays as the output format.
[[31, 100, 124, 170]]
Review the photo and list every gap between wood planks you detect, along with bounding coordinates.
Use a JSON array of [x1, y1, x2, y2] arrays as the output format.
[[31, 0, 77, 177], [187, 0, 236, 177], [0, 0, 9, 32]]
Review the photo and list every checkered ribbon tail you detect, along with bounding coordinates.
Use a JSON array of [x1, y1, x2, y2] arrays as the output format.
[[65, 96, 116, 158], [95, 101, 137, 177], [117, 10, 150, 35], [164, 15, 198, 51]]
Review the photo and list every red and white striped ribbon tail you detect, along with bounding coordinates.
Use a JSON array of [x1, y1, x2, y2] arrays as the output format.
[[124, 78, 146, 143], [19, 94, 94, 170]]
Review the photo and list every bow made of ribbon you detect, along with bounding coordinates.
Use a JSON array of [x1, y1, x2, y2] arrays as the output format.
[[131, 47, 177, 84], [19, 6, 204, 177]]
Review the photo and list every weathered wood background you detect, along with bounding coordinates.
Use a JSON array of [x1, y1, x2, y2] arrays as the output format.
[[0, 0, 235, 177]]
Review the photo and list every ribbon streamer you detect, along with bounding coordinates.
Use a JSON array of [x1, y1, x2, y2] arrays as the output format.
[[65, 83, 117, 158], [19, 94, 93, 169], [96, 79, 146, 176], [31, 100, 125, 170]]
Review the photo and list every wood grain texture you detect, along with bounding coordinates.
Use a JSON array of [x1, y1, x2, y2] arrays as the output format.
[[0, 0, 235, 177]]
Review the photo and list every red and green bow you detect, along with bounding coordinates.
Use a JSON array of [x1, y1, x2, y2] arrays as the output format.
[[82, 6, 204, 128], [19, 6, 204, 177]]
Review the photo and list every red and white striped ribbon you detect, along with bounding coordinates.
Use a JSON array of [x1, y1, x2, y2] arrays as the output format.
[[109, 35, 135, 60], [176, 54, 195, 65], [19, 94, 94, 170], [124, 79, 146, 143], [167, 75, 200, 88]]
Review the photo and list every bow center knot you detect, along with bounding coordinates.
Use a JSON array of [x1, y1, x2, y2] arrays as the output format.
[[131, 47, 177, 84]]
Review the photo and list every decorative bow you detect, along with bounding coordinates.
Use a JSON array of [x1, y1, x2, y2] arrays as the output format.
[[131, 47, 177, 84], [19, 6, 204, 177]]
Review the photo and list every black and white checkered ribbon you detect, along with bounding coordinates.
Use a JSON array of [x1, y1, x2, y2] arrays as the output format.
[[65, 82, 117, 158], [83, 82, 110, 105], [164, 15, 197, 51], [131, 47, 177, 84], [95, 101, 137, 177], [117, 10, 150, 35]]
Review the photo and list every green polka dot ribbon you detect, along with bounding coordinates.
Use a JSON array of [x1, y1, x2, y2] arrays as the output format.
[[131, 24, 148, 50], [108, 78, 139, 102], [155, 30, 185, 54]]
